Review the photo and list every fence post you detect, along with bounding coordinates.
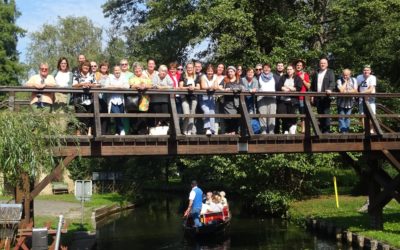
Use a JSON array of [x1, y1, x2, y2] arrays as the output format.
[[8, 91, 15, 111], [92, 92, 102, 138]]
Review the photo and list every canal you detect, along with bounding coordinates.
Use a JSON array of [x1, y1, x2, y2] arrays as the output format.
[[96, 193, 350, 249]]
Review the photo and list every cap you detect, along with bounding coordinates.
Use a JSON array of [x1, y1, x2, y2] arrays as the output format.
[[227, 66, 236, 72]]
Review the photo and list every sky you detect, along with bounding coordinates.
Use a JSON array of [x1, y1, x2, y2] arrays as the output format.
[[15, 0, 110, 63]]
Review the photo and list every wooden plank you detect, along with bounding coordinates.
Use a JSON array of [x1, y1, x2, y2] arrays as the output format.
[[169, 94, 181, 136], [239, 95, 254, 137], [30, 153, 77, 199], [92, 92, 102, 137], [304, 96, 322, 137]]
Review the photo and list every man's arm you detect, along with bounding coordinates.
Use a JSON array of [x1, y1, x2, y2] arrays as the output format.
[[184, 200, 193, 217]]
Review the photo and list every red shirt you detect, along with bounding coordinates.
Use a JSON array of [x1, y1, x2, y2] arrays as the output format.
[[296, 71, 310, 100]]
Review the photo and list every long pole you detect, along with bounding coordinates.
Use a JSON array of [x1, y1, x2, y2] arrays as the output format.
[[334, 176, 340, 208], [54, 215, 64, 250]]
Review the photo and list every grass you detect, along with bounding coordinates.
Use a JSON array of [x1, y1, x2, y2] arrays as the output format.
[[36, 193, 129, 208], [1, 193, 133, 247], [289, 195, 400, 248]]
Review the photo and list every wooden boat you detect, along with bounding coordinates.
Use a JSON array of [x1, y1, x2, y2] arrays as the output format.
[[183, 206, 231, 237]]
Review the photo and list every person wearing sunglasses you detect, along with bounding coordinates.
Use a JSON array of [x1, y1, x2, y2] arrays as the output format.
[[26, 63, 56, 112], [254, 63, 263, 81], [120, 59, 133, 81], [90, 61, 98, 74]]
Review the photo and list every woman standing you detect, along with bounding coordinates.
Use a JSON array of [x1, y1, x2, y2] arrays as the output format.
[[168, 62, 182, 114], [72, 60, 99, 136], [179, 62, 200, 135], [200, 64, 219, 135], [129, 62, 153, 134], [103, 65, 129, 135], [220, 66, 242, 135], [151, 64, 174, 127], [96, 62, 110, 135], [52, 57, 73, 132], [52, 57, 73, 113], [240, 67, 259, 114], [276, 65, 303, 134], [215, 63, 225, 134]]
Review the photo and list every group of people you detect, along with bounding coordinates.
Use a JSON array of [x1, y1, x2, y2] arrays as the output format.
[[25, 55, 377, 135], [184, 181, 228, 228]]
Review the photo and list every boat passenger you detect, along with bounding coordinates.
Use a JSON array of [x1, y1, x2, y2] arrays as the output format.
[[220, 191, 228, 206], [208, 193, 223, 212]]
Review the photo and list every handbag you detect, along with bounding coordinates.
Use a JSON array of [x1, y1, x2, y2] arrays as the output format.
[[125, 94, 139, 112], [138, 94, 150, 112]]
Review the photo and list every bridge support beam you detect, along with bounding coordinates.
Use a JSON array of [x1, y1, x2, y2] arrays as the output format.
[[15, 154, 77, 227], [367, 155, 384, 230]]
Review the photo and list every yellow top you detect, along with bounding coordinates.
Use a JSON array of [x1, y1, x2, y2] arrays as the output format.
[[129, 75, 152, 89]]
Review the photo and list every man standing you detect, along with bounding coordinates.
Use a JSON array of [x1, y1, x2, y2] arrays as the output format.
[[72, 54, 86, 76], [337, 69, 358, 133], [311, 58, 335, 133], [357, 65, 377, 133], [275, 62, 285, 78], [26, 63, 56, 112], [184, 180, 203, 228]]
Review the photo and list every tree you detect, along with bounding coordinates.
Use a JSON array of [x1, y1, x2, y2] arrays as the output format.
[[0, 0, 25, 85], [0, 111, 74, 185], [26, 16, 103, 71]]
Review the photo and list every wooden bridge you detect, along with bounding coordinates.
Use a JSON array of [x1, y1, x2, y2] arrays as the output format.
[[1, 86, 400, 230]]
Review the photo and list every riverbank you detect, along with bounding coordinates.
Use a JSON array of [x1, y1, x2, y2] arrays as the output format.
[[288, 195, 400, 248], [1, 193, 133, 248]]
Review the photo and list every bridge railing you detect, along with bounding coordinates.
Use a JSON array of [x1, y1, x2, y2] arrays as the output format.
[[1, 86, 400, 140]]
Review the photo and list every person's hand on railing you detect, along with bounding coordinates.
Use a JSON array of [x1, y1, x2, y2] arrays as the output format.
[[33, 83, 45, 90]]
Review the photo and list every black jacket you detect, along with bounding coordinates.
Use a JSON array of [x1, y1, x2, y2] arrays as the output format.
[[276, 75, 303, 105], [311, 68, 335, 92]]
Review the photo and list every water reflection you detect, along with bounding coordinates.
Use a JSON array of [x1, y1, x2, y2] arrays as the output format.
[[96, 193, 350, 250]]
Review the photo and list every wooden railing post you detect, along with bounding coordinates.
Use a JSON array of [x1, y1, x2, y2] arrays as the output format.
[[8, 91, 15, 111], [169, 94, 181, 136], [239, 95, 254, 137], [93, 92, 102, 138], [363, 99, 383, 137], [304, 96, 321, 137]]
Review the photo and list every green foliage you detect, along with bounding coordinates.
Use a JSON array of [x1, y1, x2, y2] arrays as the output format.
[[26, 16, 103, 71], [103, 0, 400, 89], [0, 0, 25, 85], [178, 153, 343, 216], [289, 196, 400, 248], [0, 111, 77, 184]]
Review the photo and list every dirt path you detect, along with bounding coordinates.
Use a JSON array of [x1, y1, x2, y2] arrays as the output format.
[[34, 200, 82, 219]]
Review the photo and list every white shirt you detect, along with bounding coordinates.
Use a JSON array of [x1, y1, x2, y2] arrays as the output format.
[[105, 74, 129, 106], [357, 74, 376, 94], [208, 202, 223, 212], [188, 187, 196, 200], [202, 74, 217, 88], [259, 76, 276, 92], [317, 69, 327, 92], [55, 71, 70, 87]]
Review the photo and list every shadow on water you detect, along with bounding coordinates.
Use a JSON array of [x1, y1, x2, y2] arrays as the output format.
[[96, 192, 351, 250]]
